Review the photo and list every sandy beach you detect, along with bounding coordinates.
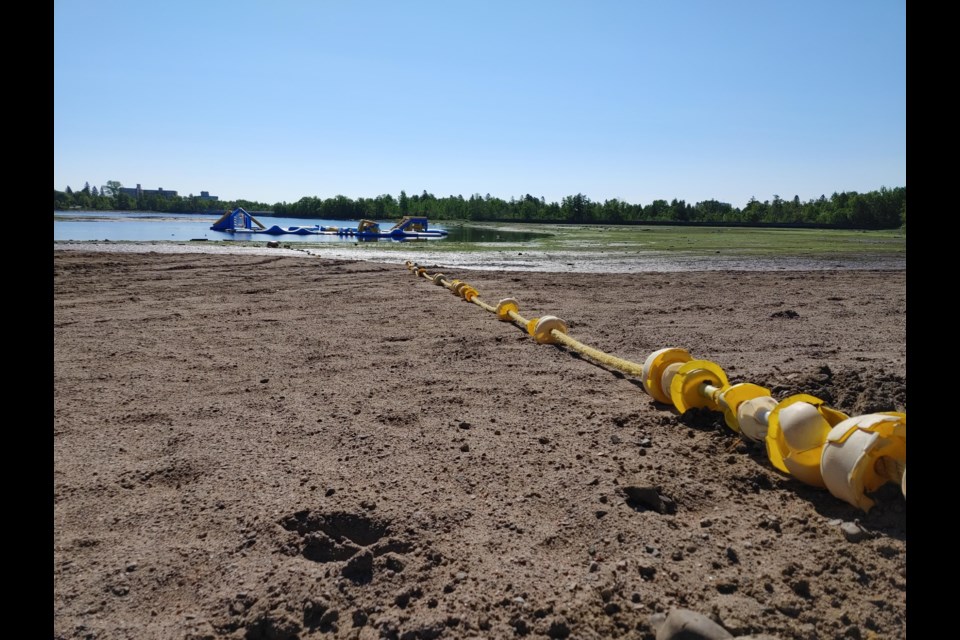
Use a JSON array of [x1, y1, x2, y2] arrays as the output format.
[[54, 246, 906, 639]]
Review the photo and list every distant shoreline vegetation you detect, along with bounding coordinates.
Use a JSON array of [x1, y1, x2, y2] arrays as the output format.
[[55, 184, 905, 230]]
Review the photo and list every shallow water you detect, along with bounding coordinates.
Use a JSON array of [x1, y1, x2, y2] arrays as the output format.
[[53, 211, 442, 243], [53, 211, 540, 244]]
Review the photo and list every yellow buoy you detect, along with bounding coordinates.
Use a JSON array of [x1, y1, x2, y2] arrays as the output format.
[[820, 412, 906, 511], [718, 383, 772, 434], [641, 348, 692, 405], [532, 316, 568, 344], [496, 298, 519, 321], [669, 360, 729, 414], [766, 395, 848, 488], [736, 394, 778, 442]]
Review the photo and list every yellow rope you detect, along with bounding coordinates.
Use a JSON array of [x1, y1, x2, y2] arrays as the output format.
[[506, 309, 529, 324], [549, 331, 646, 377], [409, 261, 677, 384], [471, 297, 497, 313], [411, 261, 648, 375]]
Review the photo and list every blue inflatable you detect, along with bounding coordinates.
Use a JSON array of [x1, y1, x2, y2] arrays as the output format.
[[210, 208, 447, 239]]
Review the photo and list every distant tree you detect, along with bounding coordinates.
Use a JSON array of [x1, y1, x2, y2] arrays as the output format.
[[373, 194, 398, 219], [742, 197, 766, 223], [781, 195, 802, 222], [602, 198, 625, 223], [74, 189, 93, 210], [65, 186, 73, 195], [54, 190, 71, 209], [443, 194, 467, 220], [467, 193, 485, 220], [92, 186, 99, 197], [645, 199, 670, 220], [103, 180, 122, 197], [416, 190, 436, 216], [669, 198, 689, 221], [322, 194, 356, 219], [873, 185, 905, 228], [695, 199, 734, 222], [770, 195, 784, 222], [518, 193, 543, 221], [561, 193, 591, 222], [82, 181, 91, 195]]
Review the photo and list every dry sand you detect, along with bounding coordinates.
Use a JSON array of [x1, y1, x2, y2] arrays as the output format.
[[54, 246, 906, 639]]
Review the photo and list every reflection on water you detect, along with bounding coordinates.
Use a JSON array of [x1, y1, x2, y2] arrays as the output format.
[[53, 211, 544, 244]]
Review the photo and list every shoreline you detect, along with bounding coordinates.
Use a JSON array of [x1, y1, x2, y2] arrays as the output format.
[[54, 240, 906, 274]]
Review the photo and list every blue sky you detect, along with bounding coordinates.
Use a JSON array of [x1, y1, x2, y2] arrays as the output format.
[[54, 1, 905, 208]]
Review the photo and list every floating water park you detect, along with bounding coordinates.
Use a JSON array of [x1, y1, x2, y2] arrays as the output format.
[[210, 207, 448, 239]]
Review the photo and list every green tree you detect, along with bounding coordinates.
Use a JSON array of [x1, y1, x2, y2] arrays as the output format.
[[669, 198, 689, 221], [742, 197, 766, 223], [54, 190, 71, 209], [769, 195, 784, 222], [561, 193, 591, 222], [103, 180, 123, 198], [602, 198, 625, 223], [74, 189, 93, 210], [467, 194, 485, 220], [695, 199, 734, 222], [645, 199, 669, 220]]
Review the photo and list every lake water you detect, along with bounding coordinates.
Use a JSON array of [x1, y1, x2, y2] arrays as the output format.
[[53, 211, 546, 243]]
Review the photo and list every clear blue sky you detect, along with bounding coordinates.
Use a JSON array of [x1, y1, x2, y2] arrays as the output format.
[[54, 0, 905, 208]]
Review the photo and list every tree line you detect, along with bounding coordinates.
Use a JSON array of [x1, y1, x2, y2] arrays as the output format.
[[53, 181, 272, 217], [55, 182, 906, 230]]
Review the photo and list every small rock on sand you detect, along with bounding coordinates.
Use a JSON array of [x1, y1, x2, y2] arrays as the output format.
[[652, 608, 733, 639]]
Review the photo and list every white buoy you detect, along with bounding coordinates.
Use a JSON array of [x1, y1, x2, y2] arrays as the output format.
[[659, 362, 685, 404], [779, 401, 832, 452], [737, 395, 778, 442], [820, 412, 906, 511]]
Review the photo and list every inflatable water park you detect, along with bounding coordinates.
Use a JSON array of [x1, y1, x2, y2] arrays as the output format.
[[210, 208, 448, 239]]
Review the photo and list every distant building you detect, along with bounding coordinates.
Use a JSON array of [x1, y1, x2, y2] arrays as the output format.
[[116, 184, 218, 200], [118, 184, 178, 199]]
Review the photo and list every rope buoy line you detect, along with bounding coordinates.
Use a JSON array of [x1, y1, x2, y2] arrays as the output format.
[[405, 261, 906, 512]]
